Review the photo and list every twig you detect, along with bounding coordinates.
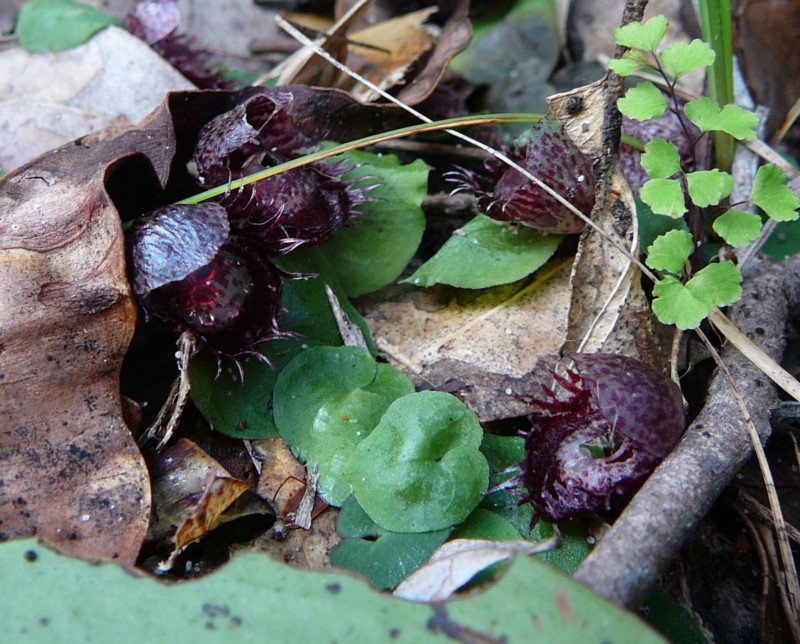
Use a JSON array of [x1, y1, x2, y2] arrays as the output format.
[[573, 255, 800, 609]]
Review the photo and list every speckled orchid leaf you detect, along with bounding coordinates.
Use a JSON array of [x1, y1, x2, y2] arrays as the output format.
[[344, 391, 489, 533]]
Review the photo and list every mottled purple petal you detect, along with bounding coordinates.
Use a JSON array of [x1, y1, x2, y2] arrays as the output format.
[[127, 203, 229, 297], [123, 0, 179, 44], [520, 353, 686, 524], [570, 353, 685, 457]]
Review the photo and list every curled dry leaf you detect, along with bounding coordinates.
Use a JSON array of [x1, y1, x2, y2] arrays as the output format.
[[548, 80, 667, 364], [146, 438, 274, 572], [393, 537, 560, 603], [0, 103, 182, 564]]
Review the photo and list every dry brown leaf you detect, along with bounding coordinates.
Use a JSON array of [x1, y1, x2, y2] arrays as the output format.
[[344, 7, 438, 102], [395, 0, 472, 106], [0, 86, 271, 565], [549, 81, 667, 365], [0, 103, 185, 564], [0, 26, 193, 173], [274, 3, 470, 106], [360, 259, 573, 420], [735, 0, 800, 136], [393, 537, 560, 603], [147, 438, 272, 571], [256, 436, 308, 511], [253, 437, 340, 568]]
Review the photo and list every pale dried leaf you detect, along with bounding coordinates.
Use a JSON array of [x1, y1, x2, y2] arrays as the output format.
[[0, 26, 193, 172], [393, 537, 560, 602], [360, 259, 572, 420], [549, 82, 666, 364]]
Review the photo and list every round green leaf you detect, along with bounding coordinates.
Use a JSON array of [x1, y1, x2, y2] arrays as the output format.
[[345, 391, 489, 533], [404, 215, 562, 288], [307, 366, 415, 505], [618, 81, 668, 121], [320, 151, 429, 297], [713, 209, 763, 248], [273, 346, 380, 457], [453, 508, 523, 541], [189, 339, 301, 440]]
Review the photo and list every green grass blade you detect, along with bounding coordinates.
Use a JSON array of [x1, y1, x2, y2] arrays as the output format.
[[179, 113, 542, 206], [698, 0, 734, 172]]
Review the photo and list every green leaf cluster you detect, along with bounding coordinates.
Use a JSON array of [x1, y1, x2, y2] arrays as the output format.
[[612, 15, 799, 329]]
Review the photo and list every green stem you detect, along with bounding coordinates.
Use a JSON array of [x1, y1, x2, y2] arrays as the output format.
[[698, 0, 734, 172], [179, 113, 542, 206]]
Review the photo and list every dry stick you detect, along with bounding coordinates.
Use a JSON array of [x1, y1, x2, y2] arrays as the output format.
[[696, 329, 800, 638], [573, 254, 800, 609]]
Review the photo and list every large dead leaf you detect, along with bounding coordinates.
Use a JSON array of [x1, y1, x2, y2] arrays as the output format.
[[360, 259, 573, 421], [0, 107, 180, 564]]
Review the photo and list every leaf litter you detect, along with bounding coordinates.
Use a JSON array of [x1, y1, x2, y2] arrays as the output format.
[[2, 0, 800, 640]]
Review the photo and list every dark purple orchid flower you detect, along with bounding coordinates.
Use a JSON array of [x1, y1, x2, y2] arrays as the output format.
[[126, 203, 289, 362], [450, 117, 595, 234], [520, 353, 685, 524]]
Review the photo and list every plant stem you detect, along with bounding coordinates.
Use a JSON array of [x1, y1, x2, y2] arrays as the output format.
[[698, 0, 734, 172]]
